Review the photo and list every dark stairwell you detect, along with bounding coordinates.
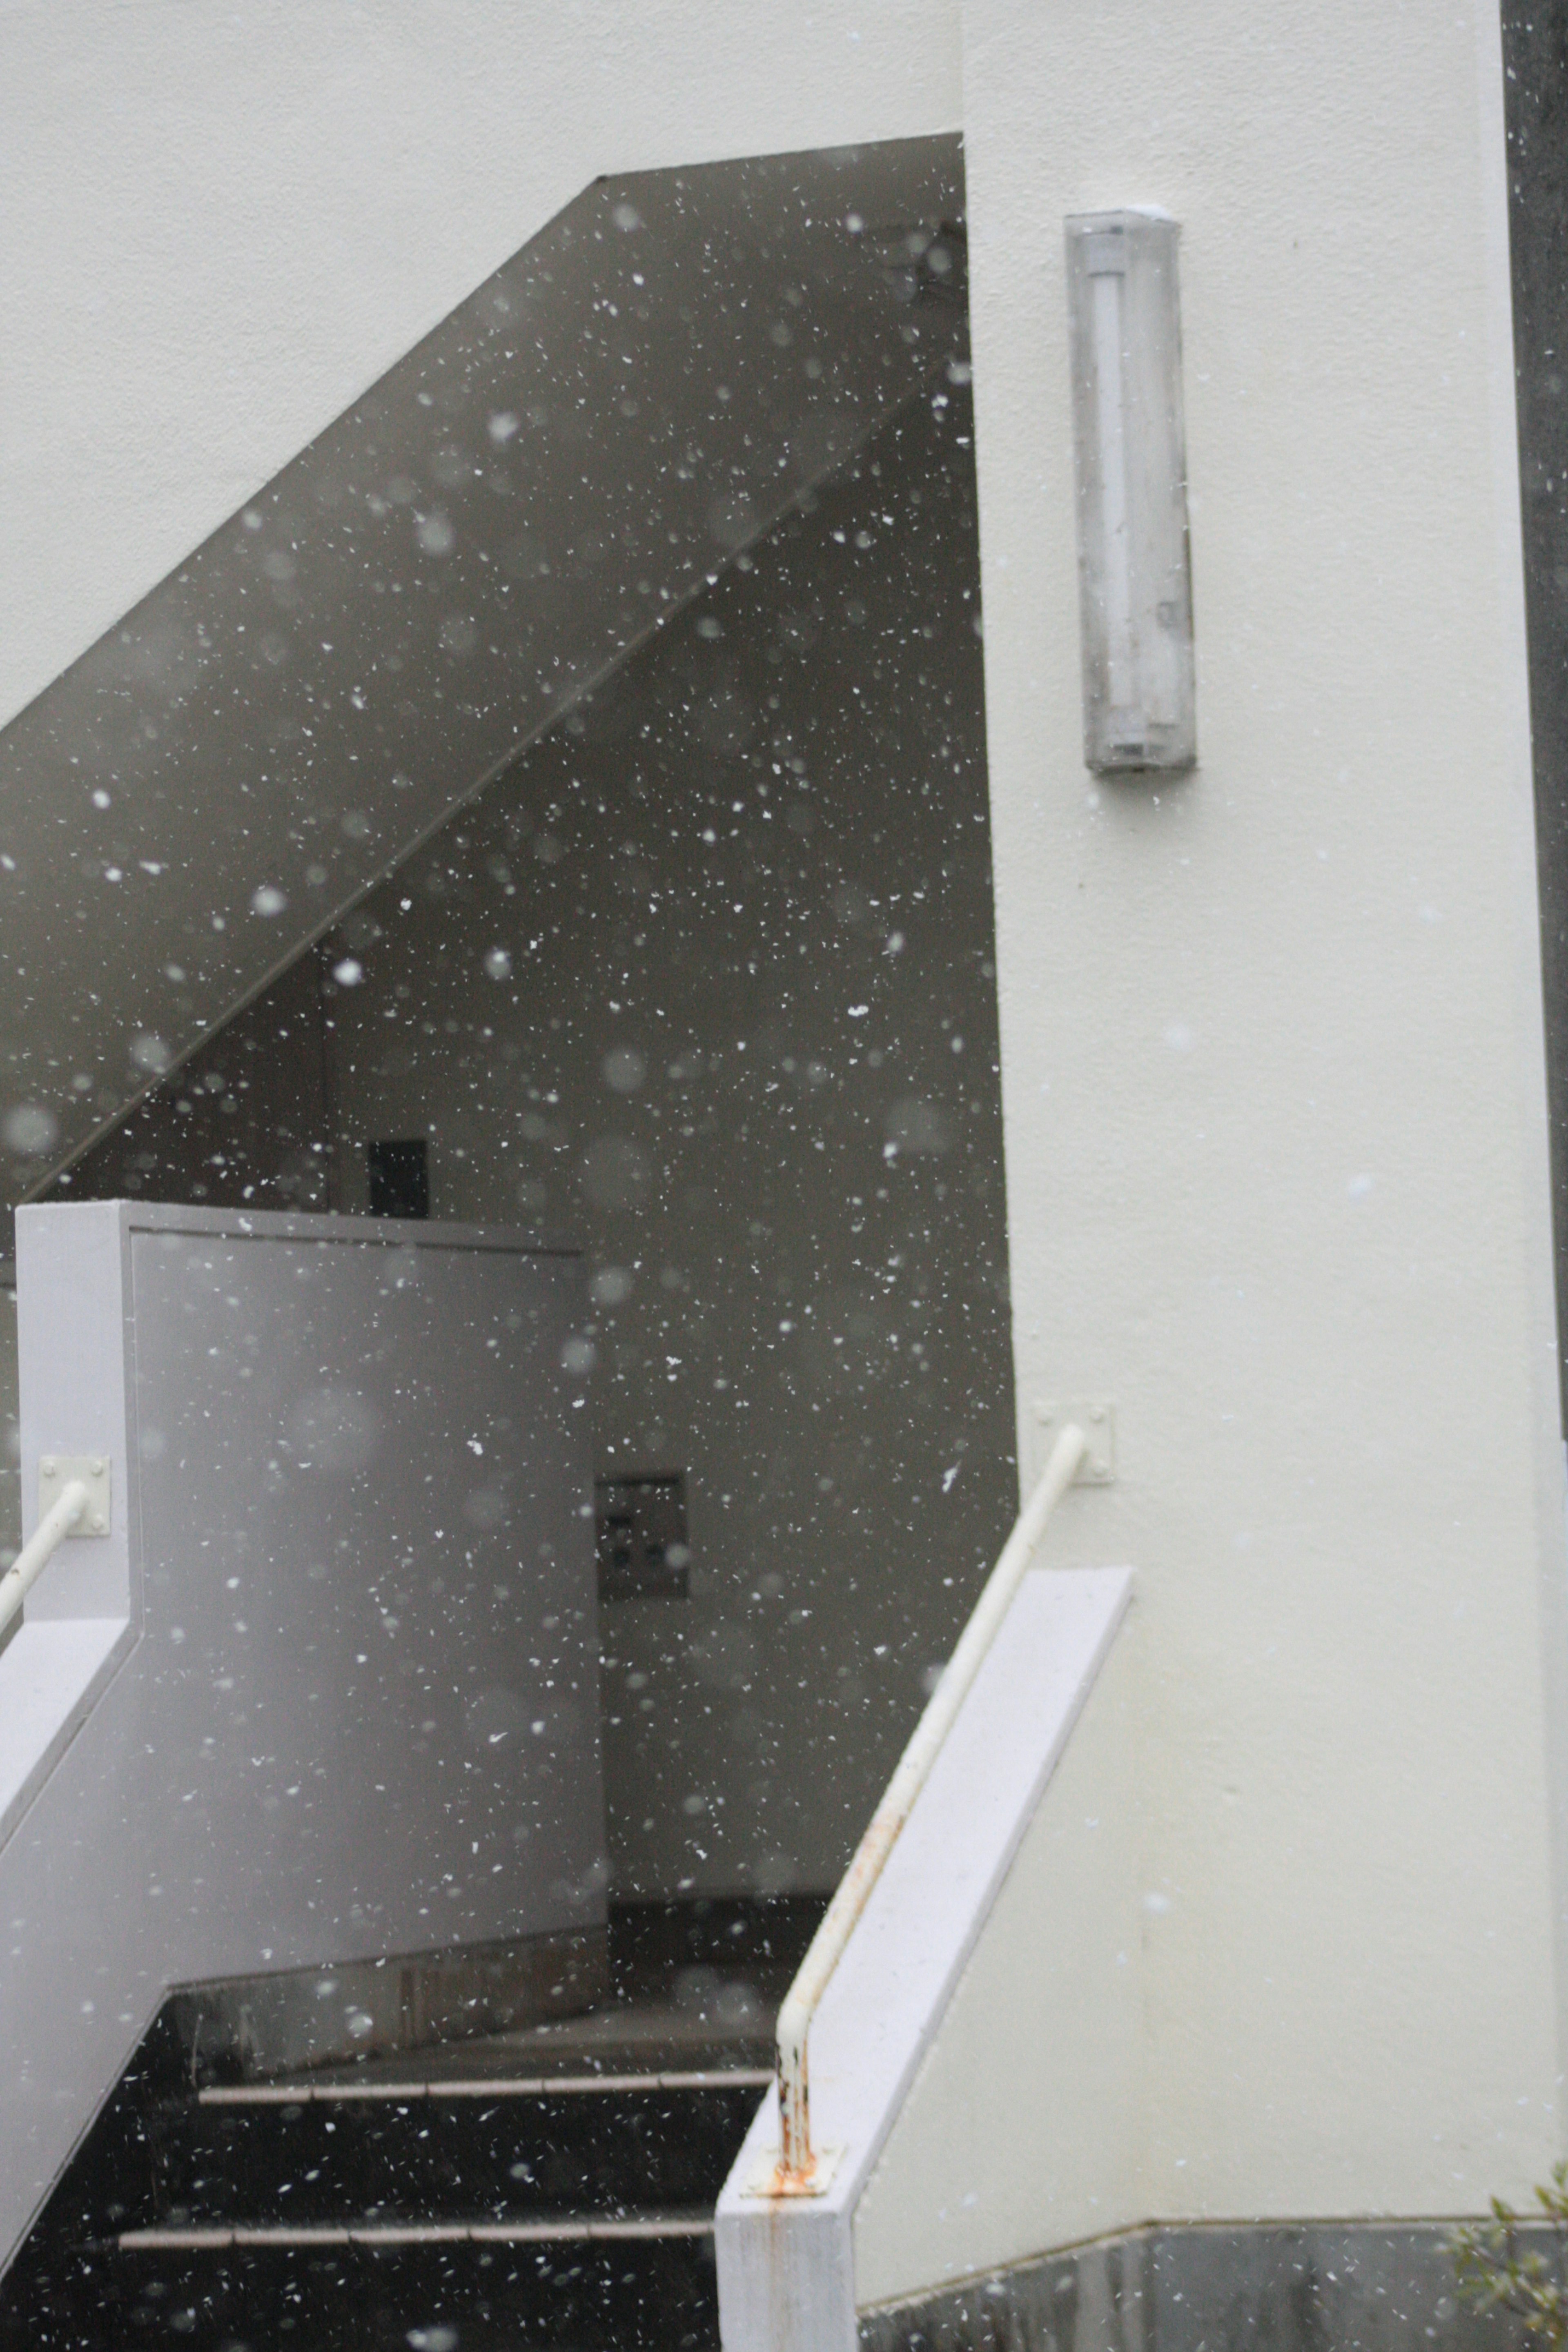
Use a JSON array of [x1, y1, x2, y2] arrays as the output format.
[[0, 1898, 821, 2352]]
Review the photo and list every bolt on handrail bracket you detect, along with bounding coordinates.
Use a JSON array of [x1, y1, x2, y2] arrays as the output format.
[[764, 1421, 1091, 2196], [0, 1480, 91, 1648]]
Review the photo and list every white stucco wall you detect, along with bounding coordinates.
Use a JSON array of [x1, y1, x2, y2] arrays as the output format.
[[851, 1606, 1145, 2302], [0, 0, 960, 731], [964, 0, 1568, 2221]]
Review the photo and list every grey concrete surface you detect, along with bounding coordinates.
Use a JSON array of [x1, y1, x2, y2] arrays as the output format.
[[55, 371, 1017, 1912], [859, 2223, 1549, 2352]]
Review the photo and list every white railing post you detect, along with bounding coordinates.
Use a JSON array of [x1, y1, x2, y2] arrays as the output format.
[[764, 1421, 1090, 2194]]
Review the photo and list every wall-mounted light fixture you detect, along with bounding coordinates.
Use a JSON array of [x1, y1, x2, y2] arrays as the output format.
[[1066, 208, 1195, 773]]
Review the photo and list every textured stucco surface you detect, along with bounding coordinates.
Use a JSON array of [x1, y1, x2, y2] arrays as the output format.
[[957, 0, 1566, 2225], [853, 1618, 1144, 2301]]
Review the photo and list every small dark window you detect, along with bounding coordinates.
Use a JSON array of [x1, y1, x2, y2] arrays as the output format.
[[595, 1474, 690, 1601], [366, 1138, 430, 1221]]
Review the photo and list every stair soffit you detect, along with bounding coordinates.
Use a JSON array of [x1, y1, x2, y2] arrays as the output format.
[[0, 134, 965, 1213]]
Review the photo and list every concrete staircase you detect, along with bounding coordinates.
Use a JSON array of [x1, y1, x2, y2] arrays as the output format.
[[0, 1900, 811, 2352]]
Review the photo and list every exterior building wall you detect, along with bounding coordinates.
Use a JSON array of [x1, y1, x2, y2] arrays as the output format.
[[4, 0, 1566, 2253], [962, 0, 1567, 2218]]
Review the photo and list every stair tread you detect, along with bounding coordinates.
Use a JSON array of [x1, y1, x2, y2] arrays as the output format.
[[285, 1990, 777, 2088], [145, 2070, 757, 2228], [199, 2065, 772, 2104], [121, 2208, 716, 2249]]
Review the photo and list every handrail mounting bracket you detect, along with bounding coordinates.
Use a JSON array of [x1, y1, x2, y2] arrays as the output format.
[[38, 1455, 111, 1538], [1034, 1400, 1115, 1486]]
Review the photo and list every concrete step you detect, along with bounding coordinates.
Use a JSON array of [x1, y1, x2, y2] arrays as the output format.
[[142, 2073, 768, 2228], [11, 2230, 725, 2350]]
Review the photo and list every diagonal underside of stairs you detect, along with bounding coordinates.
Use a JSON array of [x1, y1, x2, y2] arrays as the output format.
[[0, 133, 965, 1236]]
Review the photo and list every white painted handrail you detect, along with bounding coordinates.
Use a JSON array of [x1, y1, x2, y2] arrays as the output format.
[[766, 1421, 1090, 2193], [0, 1480, 89, 1647]]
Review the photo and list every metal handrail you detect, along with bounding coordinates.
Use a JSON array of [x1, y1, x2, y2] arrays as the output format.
[[764, 1421, 1090, 2195], [0, 1479, 90, 1648]]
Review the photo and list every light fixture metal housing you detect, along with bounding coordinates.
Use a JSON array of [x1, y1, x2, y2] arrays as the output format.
[[1066, 207, 1196, 774]]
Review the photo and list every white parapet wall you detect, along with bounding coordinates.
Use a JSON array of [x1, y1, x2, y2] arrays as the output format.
[[0, 1199, 605, 2277], [715, 1565, 1135, 2352]]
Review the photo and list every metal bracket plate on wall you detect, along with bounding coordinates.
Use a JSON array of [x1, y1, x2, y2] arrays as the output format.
[[1033, 1401, 1115, 1485], [38, 1455, 111, 1536]]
